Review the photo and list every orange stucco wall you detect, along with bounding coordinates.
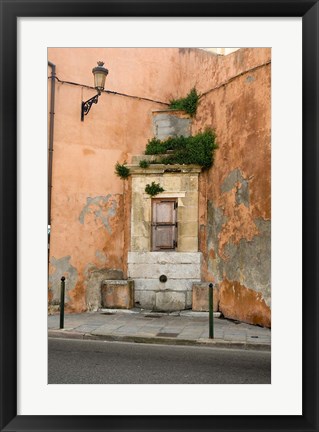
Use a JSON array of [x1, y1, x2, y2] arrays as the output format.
[[186, 48, 271, 326], [48, 47, 271, 326]]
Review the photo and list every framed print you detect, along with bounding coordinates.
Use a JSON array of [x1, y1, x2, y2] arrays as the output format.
[[0, 0, 318, 431]]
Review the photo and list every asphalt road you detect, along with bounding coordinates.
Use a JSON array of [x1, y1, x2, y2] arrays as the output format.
[[48, 338, 271, 384], [48, 339, 271, 384]]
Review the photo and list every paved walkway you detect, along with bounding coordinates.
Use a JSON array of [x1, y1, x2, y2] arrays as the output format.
[[48, 309, 271, 351]]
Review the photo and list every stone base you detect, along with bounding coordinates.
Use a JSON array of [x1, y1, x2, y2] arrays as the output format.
[[155, 291, 186, 311], [134, 290, 193, 311], [192, 283, 220, 312], [101, 280, 134, 309], [128, 252, 201, 311]]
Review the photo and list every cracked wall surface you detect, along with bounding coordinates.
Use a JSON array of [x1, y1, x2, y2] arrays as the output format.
[[193, 48, 271, 327]]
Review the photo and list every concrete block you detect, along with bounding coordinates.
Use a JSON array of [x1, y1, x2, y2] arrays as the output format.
[[155, 119, 171, 127], [155, 291, 186, 311], [153, 112, 191, 140], [128, 262, 201, 279], [133, 278, 197, 292], [134, 290, 156, 309], [101, 280, 134, 309], [133, 279, 163, 291], [128, 251, 201, 265], [157, 128, 176, 139], [192, 283, 220, 312]]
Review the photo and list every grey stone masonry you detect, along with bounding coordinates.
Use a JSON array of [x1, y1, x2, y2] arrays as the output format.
[[152, 110, 191, 140], [128, 251, 201, 265], [128, 252, 202, 311]]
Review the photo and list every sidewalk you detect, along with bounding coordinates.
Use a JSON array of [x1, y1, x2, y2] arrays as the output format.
[[48, 309, 271, 351]]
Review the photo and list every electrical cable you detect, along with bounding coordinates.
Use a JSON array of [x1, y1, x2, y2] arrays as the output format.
[[48, 75, 170, 106], [48, 60, 271, 107]]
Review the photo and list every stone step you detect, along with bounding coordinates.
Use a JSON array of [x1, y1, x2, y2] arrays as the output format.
[[131, 154, 160, 164]]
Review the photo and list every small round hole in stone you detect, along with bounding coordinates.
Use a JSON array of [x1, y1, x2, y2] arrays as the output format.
[[159, 274, 167, 283]]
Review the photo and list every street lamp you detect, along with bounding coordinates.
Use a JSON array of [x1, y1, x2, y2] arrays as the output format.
[[81, 61, 109, 121]]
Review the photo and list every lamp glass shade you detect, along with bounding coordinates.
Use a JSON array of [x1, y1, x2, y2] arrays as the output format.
[[93, 72, 106, 90], [92, 61, 109, 91]]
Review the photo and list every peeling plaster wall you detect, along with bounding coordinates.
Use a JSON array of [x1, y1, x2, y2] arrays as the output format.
[[192, 48, 271, 327], [48, 48, 203, 313], [49, 190, 125, 312], [48, 48, 271, 324], [49, 256, 80, 310], [207, 201, 271, 308]]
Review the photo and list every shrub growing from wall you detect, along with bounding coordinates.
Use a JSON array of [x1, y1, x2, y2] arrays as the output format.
[[145, 129, 217, 169]]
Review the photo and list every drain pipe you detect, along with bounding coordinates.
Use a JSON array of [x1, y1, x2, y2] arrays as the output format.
[[48, 61, 56, 257]]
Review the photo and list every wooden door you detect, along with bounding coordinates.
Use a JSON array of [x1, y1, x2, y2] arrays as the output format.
[[152, 199, 177, 251]]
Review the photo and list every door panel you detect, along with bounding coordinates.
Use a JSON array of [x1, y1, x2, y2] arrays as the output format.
[[156, 201, 175, 224], [152, 199, 177, 251]]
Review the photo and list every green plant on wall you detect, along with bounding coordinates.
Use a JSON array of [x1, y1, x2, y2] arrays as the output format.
[[115, 161, 130, 179], [144, 138, 167, 155], [169, 87, 200, 117], [145, 182, 165, 196], [145, 129, 217, 169], [139, 159, 150, 168]]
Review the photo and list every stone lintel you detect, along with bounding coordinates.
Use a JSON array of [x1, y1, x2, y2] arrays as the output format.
[[146, 192, 186, 199], [151, 109, 190, 118], [128, 164, 202, 175]]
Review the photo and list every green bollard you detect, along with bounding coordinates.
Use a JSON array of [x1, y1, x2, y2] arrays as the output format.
[[209, 283, 214, 339], [60, 276, 65, 329]]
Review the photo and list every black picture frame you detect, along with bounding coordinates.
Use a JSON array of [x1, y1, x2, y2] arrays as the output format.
[[0, 1, 318, 431]]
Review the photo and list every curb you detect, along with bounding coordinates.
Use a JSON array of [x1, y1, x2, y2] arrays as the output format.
[[48, 330, 271, 352]]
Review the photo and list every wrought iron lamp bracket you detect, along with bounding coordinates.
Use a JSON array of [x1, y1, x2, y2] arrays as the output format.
[[81, 91, 101, 121]]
